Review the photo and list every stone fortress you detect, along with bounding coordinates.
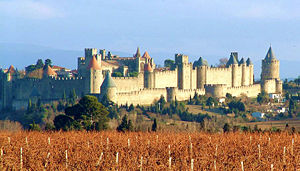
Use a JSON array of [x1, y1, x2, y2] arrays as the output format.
[[0, 46, 282, 109]]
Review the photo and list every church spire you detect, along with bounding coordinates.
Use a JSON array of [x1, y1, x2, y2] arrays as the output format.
[[265, 46, 276, 60], [134, 47, 141, 58]]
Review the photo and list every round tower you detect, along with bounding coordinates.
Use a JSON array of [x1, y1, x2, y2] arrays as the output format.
[[240, 58, 247, 86], [261, 46, 280, 81], [232, 63, 239, 87], [227, 53, 239, 87], [246, 58, 254, 85], [87, 55, 102, 94], [276, 79, 283, 94], [100, 71, 117, 102], [197, 65, 207, 89], [144, 63, 153, 88], [204, 84, 226, 98], [166, 87, 178, 102]]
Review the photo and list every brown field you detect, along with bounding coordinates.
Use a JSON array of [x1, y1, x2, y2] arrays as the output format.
[[242, 119, 300, 130], [0, 131, 299, 170]]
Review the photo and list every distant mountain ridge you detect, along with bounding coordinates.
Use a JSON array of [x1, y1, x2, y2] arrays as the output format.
[[0, 43, 299, 79]]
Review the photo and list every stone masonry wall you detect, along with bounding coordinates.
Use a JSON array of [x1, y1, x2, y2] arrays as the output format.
[[226, 84, 261, 97], [153, 69, 178, 88], [206, 67, 232, 87]]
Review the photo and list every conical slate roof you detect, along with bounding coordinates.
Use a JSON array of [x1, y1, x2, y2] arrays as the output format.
[[265, 46, 276, 60], [193, 57, 208, 67], [134, 47, 141, 58], [87, 55, 101, 70], [142, 51, 151, 59], [226, 54, 238, 67], [43, 65, 57, 76], [246, 58, 253, 65], [101, 72, 116, 90], [239, 58, 245, 65]]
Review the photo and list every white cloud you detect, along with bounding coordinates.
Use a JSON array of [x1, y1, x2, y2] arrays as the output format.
[[0, 0, 64, 19]]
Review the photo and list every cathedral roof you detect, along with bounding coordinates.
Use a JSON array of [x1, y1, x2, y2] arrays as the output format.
[[226, 54, 238, 67], [142, 51, 151, 59], [144, 63, 153, 72], [239, 58, 245, 65], [101, 72, 116, 89], [87, 55, 101, 70], [43, 65, 57, 76], [265, 46, 276, 60], [246, 58, 253, 65], [134, 47, 141, 58]]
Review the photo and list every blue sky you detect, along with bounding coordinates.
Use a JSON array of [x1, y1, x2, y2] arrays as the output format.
[[1, 0, 300, 71]]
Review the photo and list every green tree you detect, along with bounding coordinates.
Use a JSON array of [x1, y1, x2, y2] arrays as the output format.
[[68, 88, 77, 105], [27, 99, 33, 113], [45, 59, 52, 67], [117, 115, 128, 132], [36, 59, 44, 69], [151, 118, 157, 131], [54, 114, 81, 131], [289, 99, 296, 114], [164, 59, 175, 69], [128, 72, 138, 77], [257, 91, 269, 104], [206, 97, 216, 108], [101, 94, 111, 107], [128, 104, 134, 112], [111, 72, 123, 77], [223, 123, 230, 133], [45, 123, 55, 131], [55, 95, 109, 131], [117, 115, 134, 132], [29, 121, 41, 131]]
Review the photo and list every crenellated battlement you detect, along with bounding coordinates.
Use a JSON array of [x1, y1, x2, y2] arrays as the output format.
[[117, 88, 166, 96], [50, 77, 84, 81], [205, 84, 227, 87], [113, 76, 140, 80], [208, 67, 231, 72], [226, 84, 260, 90], [153, 69, 177, 75]]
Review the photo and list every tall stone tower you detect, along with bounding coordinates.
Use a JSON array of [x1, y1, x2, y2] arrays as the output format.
[[86, 55, 102, 94], [261, 46, 282, 94], [175, 54, 191, 89], [246, 58, 254, 85], [100, 71, 117, 101], [144, 63, 154, 88], [261, 46, 280, 80], [195, 57, 208, 89], [227, 53, 239, 87]]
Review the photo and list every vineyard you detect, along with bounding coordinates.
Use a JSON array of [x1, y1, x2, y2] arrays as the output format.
[[0, 131, 299, 170]]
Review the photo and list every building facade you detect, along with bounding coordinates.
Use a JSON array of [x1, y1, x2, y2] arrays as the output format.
[[0, 46, 282, 109]]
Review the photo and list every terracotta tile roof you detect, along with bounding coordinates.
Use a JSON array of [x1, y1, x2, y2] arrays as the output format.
[[144, 63, 153, 72], [142, 51, 151, 59], [52, 65, 65, 69], [87, 55, 101, 70], [44, 65, 57, 76], [101, 60, 120, 67], [26, 68, 43, 79]]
